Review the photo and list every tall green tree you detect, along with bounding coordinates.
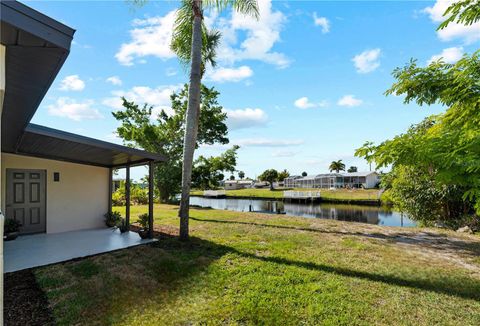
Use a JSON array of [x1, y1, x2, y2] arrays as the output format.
[[329, 160, 346, 173], [358, 3, 480, 227], [192, 145, 239, 190], [173, 0, 259, 240], [347, 166, 358, 173], [377, 51, 480, 218], [259, 169, 279, 191], [278, 169, 290, 182], [238, 171, 245, 180], [112, 84, 228, 202]]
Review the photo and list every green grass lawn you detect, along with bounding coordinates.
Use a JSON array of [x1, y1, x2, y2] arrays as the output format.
[[191, 188, 381, 202], [35, 204, 480, 325]]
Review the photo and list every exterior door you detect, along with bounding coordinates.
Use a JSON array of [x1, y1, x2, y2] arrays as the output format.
[[6, 169, 46, 234]]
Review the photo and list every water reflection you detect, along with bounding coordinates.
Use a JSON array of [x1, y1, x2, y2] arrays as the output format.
[[190, 197, 416, 227]]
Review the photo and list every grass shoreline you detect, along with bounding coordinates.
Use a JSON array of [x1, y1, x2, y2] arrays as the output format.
[[191, 188, 382, 205]]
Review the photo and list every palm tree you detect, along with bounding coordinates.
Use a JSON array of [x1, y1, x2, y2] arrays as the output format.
[[173, 0, 259, 240], [329, 160, 346, 173]]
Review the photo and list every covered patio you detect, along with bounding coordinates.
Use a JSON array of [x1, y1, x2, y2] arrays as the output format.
[[4, 228, 156, 273]]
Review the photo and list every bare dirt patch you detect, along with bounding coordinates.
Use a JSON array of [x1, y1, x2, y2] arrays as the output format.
[[4, 269, 55, 326]]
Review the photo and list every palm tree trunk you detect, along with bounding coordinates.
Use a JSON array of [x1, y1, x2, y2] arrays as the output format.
[[179, 0, 203, 241]]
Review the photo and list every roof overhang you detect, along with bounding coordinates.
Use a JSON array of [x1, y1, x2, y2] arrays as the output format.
[[1, 0, 75, 152], [9, 124, 167, 168]]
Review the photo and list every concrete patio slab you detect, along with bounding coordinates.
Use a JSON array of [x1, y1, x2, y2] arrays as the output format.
[[4, 228, 155, 273]]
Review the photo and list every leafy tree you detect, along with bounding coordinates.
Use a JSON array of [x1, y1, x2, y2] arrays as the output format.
[[238, 171, 245, 180], [381, 51, 480, 216], [301, 171, 308, 177], [438, 0, 480, 30], [278, 169, 290, 182], [229, 175, 235, 181], [259, 169, 279, 191], [329, 160, 346, 173], [112, 84, 229, 202], [360, 4, 480, 228], [192, 146, 239, 190], [173, 0, 259, 240], [347, 166, 358, 173], [354, 141, 376, 171]]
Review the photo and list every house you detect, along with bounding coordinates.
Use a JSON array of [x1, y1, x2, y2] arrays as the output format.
[[0, 1, 167, 317], [284, 175, 302, 188], [224, 180, 254, 190], [112, 177, 125, 191], [292, 172, 379, 189], [253, 181, 270, 188]]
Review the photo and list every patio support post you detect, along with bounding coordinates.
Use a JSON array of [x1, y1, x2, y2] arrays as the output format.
[[148, 161, 154, 238], [108, 167, 113, 214], [126, 164, 131, 230]]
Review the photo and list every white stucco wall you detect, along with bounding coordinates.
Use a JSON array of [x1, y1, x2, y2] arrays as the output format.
[[1, 153, 109, 233], [365, 174, 379, 189]]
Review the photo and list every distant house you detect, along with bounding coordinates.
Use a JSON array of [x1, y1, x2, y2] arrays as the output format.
[[112, 177, 125, 191], [284, 176, 302, 188], [253, 181, 270, 189], [224, 180, 254, 190], [291, 172, 379, 189]]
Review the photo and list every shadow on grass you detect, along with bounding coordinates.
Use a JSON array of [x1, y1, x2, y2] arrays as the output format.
[[148, 234, 480, 302], [34, 230, 480, 325], [190, 217, 480, 258]]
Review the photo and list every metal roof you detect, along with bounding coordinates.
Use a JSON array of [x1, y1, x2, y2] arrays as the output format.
[[315, 173, 343, 178], [341, 172, 377, 177], [11, 124, 166, 168], [1, 0, 75, 152]]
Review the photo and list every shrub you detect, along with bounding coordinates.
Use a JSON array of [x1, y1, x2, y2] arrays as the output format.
[[104, 211, 122, 228], [4, 218, 21, 233], [117, 218, 129, 233], [112, 190, 125, 206], [137, 213, 149, 230], [132, 187, 148, 205]]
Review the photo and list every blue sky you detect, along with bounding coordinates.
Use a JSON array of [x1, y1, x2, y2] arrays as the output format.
[[24, 0, 480, 180]]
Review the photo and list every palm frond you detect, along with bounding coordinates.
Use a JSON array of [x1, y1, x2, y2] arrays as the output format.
[[204, 0, 259, 18]]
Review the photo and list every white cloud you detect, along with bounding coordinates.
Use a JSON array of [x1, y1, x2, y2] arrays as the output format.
[[116, 0, 289, 68], [225, 108, 268, 130], [59, 75, 85, 91], [166, 67, 177, 77], [106, 76, 122, 86], [272, 150, 296, 157], [105, 132, 123, 144], [313, 13, 330, 33], [294, 97, 328, 109], [207, 65, 253, 82], [428, 46, 464, 64], [337, 95, 363, 107], [352, 49, 381, 73], [424, 0, 480, 44], [115, 11, 177, 66], [233, 138, 304, 147], [48, 97, 103, 121], [102, 85, 180, 117], [215, 0, 290, 68]]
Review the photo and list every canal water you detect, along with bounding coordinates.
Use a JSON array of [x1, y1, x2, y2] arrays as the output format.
[[190, 196, 416, 227]]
